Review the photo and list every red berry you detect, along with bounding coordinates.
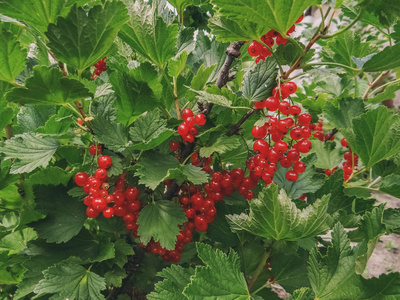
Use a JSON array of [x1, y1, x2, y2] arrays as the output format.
[[195, 114, 206, 125], [185, 208, 196, 219], [185, 117, 196, 127], [194, 215, 208, 232], [287, 149, 300, 162], [125, 187, 140, 201], [254, 101, 265, 109], [295, 139, 312, 153], [274, 140, 288, 153], [268, 148, 281, 163], [183, 134, 194, 143], [263, 97, 279, 111], [296, 15, 304, 23], [341, 138, 348, 147], [289, 105, 301, 116], [252, 126, 267, 139], [77, 118, 84, 125], [177, 124, 189, 136], [190, 126, 198, 135], [244, 190, 254, 201], [287, 25, 296, 34], [95, 168, 107, 180], [98, 155, 112, 169], [103, 207, 114, 218], [169, 141, 180, 151], [290, 127, 303, 140], [286, 170, 299, 181], [301, 128, 312, 139], [91, 197, 107, 211], [343, 166, 353, 175], [282, 82, 297, 94], [280, 157, 292, 168], [86, 207, 99, 218], [182, 108, 193, 120], [75, 172, 89, 186], [253, 139, 270, 156], [298, 113, 312, 127], [278, 101, 291, 115], [89, 144, 102, 155], [293, 161, 306, 173], [94, 69, 102, 76], [313, 131, 324, 141], [231, 168, 244, 182], [127, 201, 141, 212], [248, 41, 264, 57]]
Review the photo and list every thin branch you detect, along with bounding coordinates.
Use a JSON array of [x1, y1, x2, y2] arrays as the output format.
[[325, 128, 338, 143], [320, 8, 365, 39], [227, 109, 255, 137], [5, 124, 14, 139], [362, 71, 390, 100]]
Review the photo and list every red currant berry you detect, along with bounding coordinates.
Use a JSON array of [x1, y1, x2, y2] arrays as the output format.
[[290, 127, 303, 140], [286, 25, 296, 34], [343, 166, 353, 175], [244, 190, 254, 201], [248, 41, 264, 57], [95, 168, 107, 180], [94, 69, 102, 76], [86, 207, 100, 218], [289, 105, 301, 116], [274, 140, 288, 153], [253, 139, 270, 156], [182, 108, 193, 120], [301, 127, 312, 139], [169, 141, 180, 151], [91, 197, 107, 211], [75, 172, 89, 186], [194, 215, 208, 232], [266, 163, 277, 173], [252, 125, 267, 139], [282, 82, 297, 94], [286, 170, 299, 181], [313, 131, 324, 141], [89, 144, 102, 155], [190, 126, 198, 135], [254, 101, 265, 109], [280, 157, 292, 168], [185, 208, 196, 219], [293, 161, 306, 173], [183, 134, 195, 143], [287, 149, 300, 162], [341, 138, 348, 147], [268, 148, 281, 163], [195, 114, 206, 125], [177, 124, 189, 136], [98, 155, 112, 169], [103, 207, 114, 218], [125, 187, 140, 201], [296, 15, 304, 23], [231, 168, 245, 182], [298, 113, 312, 127], [263, 96, 280, 111], [296, 139, 312, 153], [278, 101, 291, 115]]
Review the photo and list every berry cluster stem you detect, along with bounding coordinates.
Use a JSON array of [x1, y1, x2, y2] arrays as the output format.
[[247, 250, 270, 290]]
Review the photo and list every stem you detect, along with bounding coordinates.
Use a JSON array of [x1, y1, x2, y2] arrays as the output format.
[[252, 284, 267, 296], [304, 62, 360, 72], [259, 39, 285, 75], [173, 76, 181, 119], [368, 176, 381, 188], [354, 76, 358, 97], [227, 109, 255, 136], [362, 71, 390, 100], [320, 9, 365, 39], [5, 124, 14, 139], [247, 251, 270, 290]]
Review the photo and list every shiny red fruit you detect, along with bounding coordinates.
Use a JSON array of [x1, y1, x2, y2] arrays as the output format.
[[97, 155, 112, 169], [286, 170, 299, 181], [182, 108, 193, 120], [89, 144, 102, 155], [177, 124, 189, 136], [293, 161, 306, 173], [341, 138, 348, 147], [194, 215, 208, 232], [252, 125, 267, 139], [75, 172, 89, 186], [86, 207, 100, 218], [169, 141, 180, 151], [248, 41, 264, 57], [298, 113, 312, 126], [253, 139, 270, 155], [195, 113, 206, 125], [263, 96, 280, 111], [103, 207, 114, 218], [94, 168, 107, 180]]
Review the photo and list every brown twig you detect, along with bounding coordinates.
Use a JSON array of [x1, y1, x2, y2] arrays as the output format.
[[227, 109, 255, 136], [325, 128, 338, 143], [5, 124, 14, 139]]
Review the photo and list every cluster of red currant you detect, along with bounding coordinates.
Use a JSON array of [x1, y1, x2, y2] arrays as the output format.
[[177, 108, 206, 143], [251, 82, 312, 183], [311, 121, 335, 142], [91, 56, 107, 79], [325, 138, 359, 181], [248, 15, 304, 63]]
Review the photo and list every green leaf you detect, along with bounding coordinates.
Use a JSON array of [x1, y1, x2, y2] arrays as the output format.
[[0, 160, 24, 209], [129, 111, 174, 150], [6, 66, 91, 105], [137, 200, 187, 250], [274, 154, 325, 199], [0, 133, 59, 174], [47, 2, 129, 73], [364, 44, 400, 72], [28, 166, 72, 186], [227, 184, 332, 241], [212, 0, 318, 37], [135, 152, 180, 190], [183, 243, 250, 299], [383, 208, 400, 232], [104, 266, 126, 288], [344, 106, 400, 168], [37, 107, 74, 135], [34, 261, 106, 300], [369, 81, 400, 104], [168, 50, 188, 77], [0, 228, 37, 254], [199, 135, 242, 158], [324, 97, 365, 129], [311, 141, 342, 170], [209, 14, 259, 43], [0, 27, 27, 83], [148, 264, 195, 300], [242, 59, 278, 102], [111, 239, 134, 269], [308, 223, 356, 299], [167, 0, 194, 17], [33, 185, 87, 243], [321, 31, 372, 75], [0, 0, 80, 37], [193, 89, 233, 108], [168, 165, 210, 186], [109, 70, 159, 126], [380, 174, 400, 198], [119, 1, 178, 67], [92, 116, 129, 152]]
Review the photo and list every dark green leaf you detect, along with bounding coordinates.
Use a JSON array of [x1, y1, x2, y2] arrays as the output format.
[[380, 174, 400, 198], [28, 166, 72, 186], [92, 116, 129, 152], [199, 135, 242, 158], [324, 97, 365, 129], [311, 141, 342, 170], [364, 43, 400, 72]]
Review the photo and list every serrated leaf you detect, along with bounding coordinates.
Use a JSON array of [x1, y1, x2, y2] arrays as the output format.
[[104, 266, 126, 288], [308, 223, 356, 299], [135, 152, 180, 189], [383, 208, 400, 232], [33, 185, 87, 243], [148, 264, 195, 300], [37, 107, 74, 135], [369, 81, 400, 104], [364, 43, 400, 72], [15, 105, 56, 133], [34, 261, 106, 300], [380, 174, 400, 198], [324, 97, 365, 129], [183, 243, 250, 299], [242, 59, 278, 102], [47, 2, 129, 72], [274, 154, 325, 199], [209, 14, 258, 43], [344, 106, 400, 168], [129, 111, 174, 150], [0, 0, 80, 38], [28, 166, 72, 186], [168, 165, 210, 186], [227, 184, 332, 241], [119, 0, 178, 67], [0, 133, 59, 174], [212, 0, 318, 37], [168, 50, 188, 77], [199, 135, 242, 157], [92, 116, 129, 152], [137, 200, 187, 250], [311, 141, 342, 170], [0, 228, 37, 254], [91, 94, 117, 122], [111, 239, 134, 268], [193, 89, 233, 108], [0, 26, 27, 83], [6, 66, 91, 105]]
